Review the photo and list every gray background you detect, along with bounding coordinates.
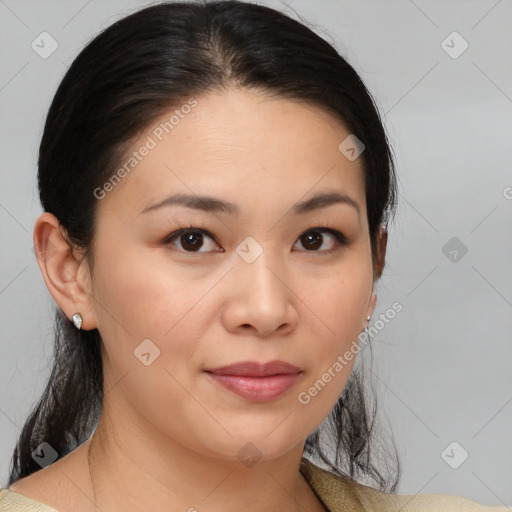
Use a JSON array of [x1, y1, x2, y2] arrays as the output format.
[[0, 0, 510, 506]]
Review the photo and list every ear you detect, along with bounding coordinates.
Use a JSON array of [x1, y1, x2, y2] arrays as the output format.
[[363, 225, 388, 330], [33, 212, 98, 330]]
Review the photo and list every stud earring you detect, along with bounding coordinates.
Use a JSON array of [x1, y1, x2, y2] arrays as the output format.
[[71, 313, 83, 330], [367, 315, 371, 321]]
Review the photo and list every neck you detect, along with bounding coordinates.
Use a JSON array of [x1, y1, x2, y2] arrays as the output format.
[[84, 415, 323, 512]]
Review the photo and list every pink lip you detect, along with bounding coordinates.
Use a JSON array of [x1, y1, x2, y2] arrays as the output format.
[[204, 360, 302, 402], [206, 360, 301, 377]]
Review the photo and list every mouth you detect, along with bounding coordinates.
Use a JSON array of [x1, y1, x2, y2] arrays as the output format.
[[204, 372, 302, 402], [204, 360, 303, 402]]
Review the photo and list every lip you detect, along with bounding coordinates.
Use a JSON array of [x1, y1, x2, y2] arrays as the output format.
[[204, 360, 302, 402], [206, 360, 301, 377]]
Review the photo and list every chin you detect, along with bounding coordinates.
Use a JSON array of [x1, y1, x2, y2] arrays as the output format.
[[194, 431, 305, 466]]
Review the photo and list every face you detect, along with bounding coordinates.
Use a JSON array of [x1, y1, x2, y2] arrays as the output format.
[[83, 87, 377, 462]]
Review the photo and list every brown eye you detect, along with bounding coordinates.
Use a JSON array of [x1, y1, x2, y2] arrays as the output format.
[[294, 228, 346, 252], [179, 232, 204, 252], [164, 228, 219, 253], [163, 226, 346, 254]]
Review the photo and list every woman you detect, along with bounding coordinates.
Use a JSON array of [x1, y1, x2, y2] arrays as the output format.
[[0, 1, 507, 511]]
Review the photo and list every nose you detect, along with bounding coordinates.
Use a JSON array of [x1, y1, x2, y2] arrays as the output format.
[[221, 249, 299, 338]]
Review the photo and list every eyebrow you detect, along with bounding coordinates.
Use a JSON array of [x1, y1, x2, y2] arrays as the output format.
[[139, 191, 360, 217]]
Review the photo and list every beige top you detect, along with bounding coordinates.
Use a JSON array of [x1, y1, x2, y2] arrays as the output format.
[[1, 457, 509, 511]]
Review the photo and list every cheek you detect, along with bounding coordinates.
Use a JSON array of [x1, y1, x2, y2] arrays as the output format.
[[91, 247, 215, 378], [92, 243, 197, 336], [306, 265, 372, 339], [296, 267, 371, 403]]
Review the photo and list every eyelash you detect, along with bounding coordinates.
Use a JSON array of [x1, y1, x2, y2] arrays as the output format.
[[161, 224, 348, 255]]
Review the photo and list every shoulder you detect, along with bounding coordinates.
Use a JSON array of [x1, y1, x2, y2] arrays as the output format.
[[299, 457, 510, 512], [1, 442, 93, 512], [351, 482, 510, 512], [0, 488, 59, 511]]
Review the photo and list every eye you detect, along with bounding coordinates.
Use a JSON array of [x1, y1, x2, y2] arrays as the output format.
[[293, 228, 347, 253], [162, 226, 347, 254], [163, 228, 221, 253]]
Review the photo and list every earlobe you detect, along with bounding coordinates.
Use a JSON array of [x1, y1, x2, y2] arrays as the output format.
[[33, 212, 97, 330], [363, 288, 377, 330]]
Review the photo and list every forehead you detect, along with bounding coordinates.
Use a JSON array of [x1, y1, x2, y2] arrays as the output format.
[[95, 87, 366, 219]]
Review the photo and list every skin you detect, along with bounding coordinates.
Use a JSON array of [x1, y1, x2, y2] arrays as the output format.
[[17, 86, 387, 512]]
